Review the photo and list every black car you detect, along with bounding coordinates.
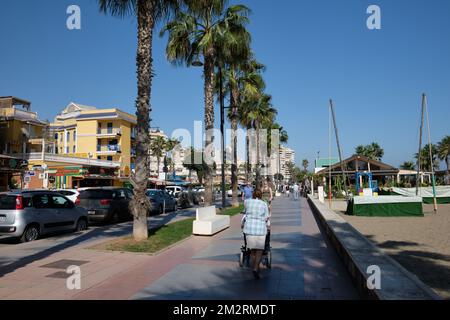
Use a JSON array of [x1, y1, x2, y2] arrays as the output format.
[[146, 189, 177, 215], [76, 187, 134, 223]]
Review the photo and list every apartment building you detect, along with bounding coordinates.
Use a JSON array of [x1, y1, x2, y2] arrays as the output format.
[[48, 102, 137, 187]]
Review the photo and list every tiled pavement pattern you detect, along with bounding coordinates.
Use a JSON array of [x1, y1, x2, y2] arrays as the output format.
[[0, 198, 359, 299], [132, 198, 359, 300]]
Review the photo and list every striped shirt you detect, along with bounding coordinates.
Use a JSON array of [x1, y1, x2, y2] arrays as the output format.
[[242, 199, 269, 236]]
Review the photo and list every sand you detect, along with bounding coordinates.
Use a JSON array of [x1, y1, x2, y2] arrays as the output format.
[[332, 201, 450, 299]]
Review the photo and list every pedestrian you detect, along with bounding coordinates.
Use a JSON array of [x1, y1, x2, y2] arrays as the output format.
[[261, 178, 273, 215], [293, 183, 299, 200], [241, 189, 270, 279], [242, 181, 254, 201]]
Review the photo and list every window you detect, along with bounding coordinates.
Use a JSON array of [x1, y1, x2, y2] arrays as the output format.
[[50, 195, 72, 209], [79, 190, 113, 199], [115, 189, 126, 199], [125, 189, 134, 200], [32, 194, 51, 209], [107, 123, 113, 134]]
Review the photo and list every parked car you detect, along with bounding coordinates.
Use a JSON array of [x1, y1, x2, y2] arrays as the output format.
[[146, 189, 177, 215], [0, 191, 88, 243], [75, 187, 134, 223], [55, 189, 79, 203], [175, 189, 200, 209], [165, 186, 184, 197]]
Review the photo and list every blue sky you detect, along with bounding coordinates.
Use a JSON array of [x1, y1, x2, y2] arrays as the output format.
[[0, 0, 449, 168]]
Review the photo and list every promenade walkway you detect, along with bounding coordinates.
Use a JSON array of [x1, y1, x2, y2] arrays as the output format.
[[130, 197, 358, 299]]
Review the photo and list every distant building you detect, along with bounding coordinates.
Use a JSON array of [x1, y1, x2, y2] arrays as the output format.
[[268, 145, 295, 182]]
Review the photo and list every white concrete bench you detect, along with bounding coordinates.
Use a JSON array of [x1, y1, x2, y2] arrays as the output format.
[[193, 206, 230, 236]]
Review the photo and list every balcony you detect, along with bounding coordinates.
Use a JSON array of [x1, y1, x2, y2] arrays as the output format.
[[97, 144, 121, 155], [96, 128, 122, 137]]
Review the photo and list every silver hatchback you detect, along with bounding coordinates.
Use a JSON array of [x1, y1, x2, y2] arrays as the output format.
[[0, 191, 89, 243]]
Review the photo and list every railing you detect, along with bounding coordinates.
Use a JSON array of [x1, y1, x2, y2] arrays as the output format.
[[97, 145, 121, 153], [96, 129, 122, 136]]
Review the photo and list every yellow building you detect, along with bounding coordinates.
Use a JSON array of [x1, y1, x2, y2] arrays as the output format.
[[0, 97, 48, 190], [0, 96, 48, 155], [49, 103, 137, 187]]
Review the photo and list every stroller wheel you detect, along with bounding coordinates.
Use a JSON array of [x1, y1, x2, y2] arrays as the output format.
[[239, 251, 245, 268], [266, 250, 272, 269]]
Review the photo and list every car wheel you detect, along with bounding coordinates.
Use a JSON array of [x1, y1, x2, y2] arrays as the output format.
[[76, 218, 88, 232], [20, 225, 40, 243]]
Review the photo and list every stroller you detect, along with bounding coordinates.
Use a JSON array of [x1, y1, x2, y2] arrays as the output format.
[[239, 229, 272, 269]]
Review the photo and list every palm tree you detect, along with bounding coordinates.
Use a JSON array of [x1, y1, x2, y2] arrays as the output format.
[[285, 161, 296, 183], [438, 135, 450, 175], [355, 145, 366, 156], [400, 161, 416, 170], [150, 135, 167, 177], [224, 59, 265, 206], [213, 18, 252, 208], [355, 143, 384, 160], [98, 0, 179, 240], [302, 159, 309, 172], [161, 0, 251, 206], [355, 142, 384, 172], [183, 147, 209, 185], [367, 142, 384, 161], [243, 93, 277, 188], [415, 143, 439, 172], [236, 62, 266, 184]]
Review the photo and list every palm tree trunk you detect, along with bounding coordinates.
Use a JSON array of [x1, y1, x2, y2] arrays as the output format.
[[255, 121, 261, 189], [131, 0, 153, 241], [230, 83, 239, 207], [246, 130, 250, 183], [157, 156, 161, 178], [203, 48, 215, 206]]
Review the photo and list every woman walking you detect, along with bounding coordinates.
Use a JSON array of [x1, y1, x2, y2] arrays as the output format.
[[242, 189, 270, 279], [261, 178, 273, 215]]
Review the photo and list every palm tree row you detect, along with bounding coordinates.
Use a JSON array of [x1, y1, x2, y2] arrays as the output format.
[[98, 0, 288, 239]]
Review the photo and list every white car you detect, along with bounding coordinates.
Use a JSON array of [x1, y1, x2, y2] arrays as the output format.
[[55, 189, 80, 203], [165, 186, 184, 197]]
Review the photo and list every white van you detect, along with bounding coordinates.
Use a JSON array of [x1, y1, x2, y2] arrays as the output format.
[[165, 186, 183, 197]]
